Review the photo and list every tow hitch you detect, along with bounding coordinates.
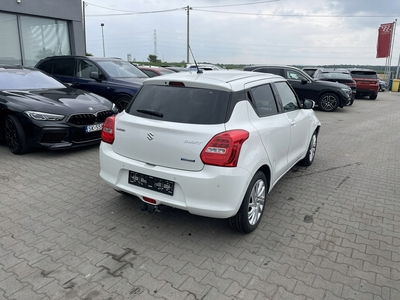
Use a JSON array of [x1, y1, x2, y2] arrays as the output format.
[[140, 203, 162, 213]]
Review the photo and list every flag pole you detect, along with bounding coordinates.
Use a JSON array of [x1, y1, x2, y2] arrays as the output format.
[[388, 20, 397, 79]]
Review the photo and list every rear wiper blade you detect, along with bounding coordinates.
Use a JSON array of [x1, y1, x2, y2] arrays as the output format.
[[137, 109, 163, 118]]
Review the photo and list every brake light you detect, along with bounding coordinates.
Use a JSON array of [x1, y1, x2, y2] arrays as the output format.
[[101, 115, 116, 144], [169, 81, 185, 87], [200, 130, 249, 167]]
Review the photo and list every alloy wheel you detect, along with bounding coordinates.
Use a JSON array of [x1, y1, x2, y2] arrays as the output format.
[[248, 179, 266, 225], [5, 118, 19, 152]]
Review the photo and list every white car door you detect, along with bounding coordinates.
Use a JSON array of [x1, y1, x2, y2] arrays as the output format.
[[274, 81, 311, 166], [245, 83, 292, 183]]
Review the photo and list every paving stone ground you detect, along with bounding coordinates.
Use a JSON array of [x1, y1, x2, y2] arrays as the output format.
[[0, 91, 400, 300]]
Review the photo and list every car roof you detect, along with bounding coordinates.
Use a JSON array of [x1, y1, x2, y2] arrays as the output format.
[[244, 64, 302, 71], [41, 55, 123, 62], [349, 68, 376, 72], [143, 70, 283, 92], [319, 68, 350, 73]]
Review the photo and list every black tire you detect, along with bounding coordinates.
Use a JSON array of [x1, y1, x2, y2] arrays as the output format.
[[299, 131, 317, 166], [348, 95, 354, 106], [4, 115, 29, 154], [318, 93, 339, 112], [229, 171, 267, 233], [370, 94, 377, 100], [115, 95, 132, 112]]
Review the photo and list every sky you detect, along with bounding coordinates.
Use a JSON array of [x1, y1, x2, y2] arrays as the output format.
[[83, 0, 400, 66]]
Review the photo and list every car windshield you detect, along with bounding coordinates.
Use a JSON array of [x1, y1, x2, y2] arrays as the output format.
[[127, 85, 230, 124], [96, 60, 148, 78], [0, 69, 66, 90], [350, 71, 377, 79]]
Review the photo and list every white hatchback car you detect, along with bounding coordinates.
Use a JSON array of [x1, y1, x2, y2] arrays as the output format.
[[99, 70, 321, 233]]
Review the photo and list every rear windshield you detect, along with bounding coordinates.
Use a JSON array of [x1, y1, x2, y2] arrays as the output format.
[[127, 85, 230, 124], [350, 71, 377, 79], [321, 72, 352, 80]]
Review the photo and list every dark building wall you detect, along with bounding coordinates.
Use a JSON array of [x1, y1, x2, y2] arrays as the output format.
[[0, 0, 85, 56]]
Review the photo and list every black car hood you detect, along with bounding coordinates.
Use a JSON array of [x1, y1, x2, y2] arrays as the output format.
[[1, 87, 112, 114]]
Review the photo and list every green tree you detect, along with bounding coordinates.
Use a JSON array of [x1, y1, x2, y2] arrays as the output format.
[[147, 54, 160, 63]]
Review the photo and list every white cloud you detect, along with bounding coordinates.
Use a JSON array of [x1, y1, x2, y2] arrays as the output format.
[[84, 0, 400, 66]]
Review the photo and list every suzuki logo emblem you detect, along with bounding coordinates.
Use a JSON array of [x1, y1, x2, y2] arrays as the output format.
[[147, 133, 154, 141]]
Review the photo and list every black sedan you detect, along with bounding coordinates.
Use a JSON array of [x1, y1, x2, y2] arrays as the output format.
[[0, 65, 117, 154]]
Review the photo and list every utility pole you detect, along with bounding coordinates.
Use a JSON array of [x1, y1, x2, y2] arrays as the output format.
[[154, 30, 157, 57], [101, 23, 105, 57], [186, 6, 192, 64]]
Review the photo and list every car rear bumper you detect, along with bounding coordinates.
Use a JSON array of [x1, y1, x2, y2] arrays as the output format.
[[99, 142, 251, 219], [356, 89, 378, 95]]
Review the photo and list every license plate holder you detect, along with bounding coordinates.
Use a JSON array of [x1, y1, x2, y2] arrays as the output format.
[[128, 171, 174, 196]]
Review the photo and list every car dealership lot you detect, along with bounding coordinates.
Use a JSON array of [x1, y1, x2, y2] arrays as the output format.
[[1, 92, 400, 299]]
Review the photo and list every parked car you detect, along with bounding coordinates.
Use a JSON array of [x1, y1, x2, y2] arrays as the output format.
[[0, 65, 116, 154], [137, 66, 175, 77], [243, 65, 352, 112], [302, 67, 319, 77], [99, 71, 321, 233], [348, 69, 379, 100], [163, 66, 191, 73], [35, 56, 148, 112], [377, 75, 387, 92], [187, 63, 223, 71], [313, 68, 357, 105]]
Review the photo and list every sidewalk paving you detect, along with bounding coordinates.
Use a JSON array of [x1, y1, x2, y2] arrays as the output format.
[[1, 91, 400, 300]]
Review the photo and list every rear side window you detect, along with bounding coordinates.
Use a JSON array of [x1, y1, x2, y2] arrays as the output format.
[[36, 60, 54, 74], [350, 71, 377, 79], [249, 84, 278, 117], [52, 58, 75, 76], [285, 69, 307, 81], [127, 85, 230, 124]]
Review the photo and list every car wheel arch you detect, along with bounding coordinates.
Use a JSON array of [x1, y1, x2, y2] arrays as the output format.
[[318, 91, 340, 111], [113, 93, 133, 112]]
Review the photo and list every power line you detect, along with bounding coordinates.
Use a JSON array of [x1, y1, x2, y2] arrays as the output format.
[[193, 9, 398, 18], [85, 1, 397, 18], [192, 0, 280, 9]]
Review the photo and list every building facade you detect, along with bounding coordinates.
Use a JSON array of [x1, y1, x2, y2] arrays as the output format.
[[0, 0, 84, 67]]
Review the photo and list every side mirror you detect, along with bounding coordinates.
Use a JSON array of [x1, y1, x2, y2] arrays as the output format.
[[89, 71, 100, 81], [301, 79, 308, 85], [302, 99, 315, 109]]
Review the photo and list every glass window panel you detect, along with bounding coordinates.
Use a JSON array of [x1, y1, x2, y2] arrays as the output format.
[[0, 13, 22, 65], [20, 16, 71, 67], [275, 81, 299, 111]]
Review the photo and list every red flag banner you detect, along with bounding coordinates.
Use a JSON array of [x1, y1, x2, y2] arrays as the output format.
[[376, 23, 394, 58]]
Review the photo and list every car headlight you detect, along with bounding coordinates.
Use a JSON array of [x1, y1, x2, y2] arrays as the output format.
[[341, 88, 352, 95], [24, 111, 65, 121]]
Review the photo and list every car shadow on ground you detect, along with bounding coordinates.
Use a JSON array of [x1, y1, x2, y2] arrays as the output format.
[[0, 140, 101, 158]]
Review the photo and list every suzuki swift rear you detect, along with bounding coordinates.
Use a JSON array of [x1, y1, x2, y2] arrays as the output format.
[[99, 70, 320, 233]]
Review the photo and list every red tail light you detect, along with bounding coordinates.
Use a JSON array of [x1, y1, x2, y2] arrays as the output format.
[[200, 130, 249, 167], [101, 115, 116, 144]]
